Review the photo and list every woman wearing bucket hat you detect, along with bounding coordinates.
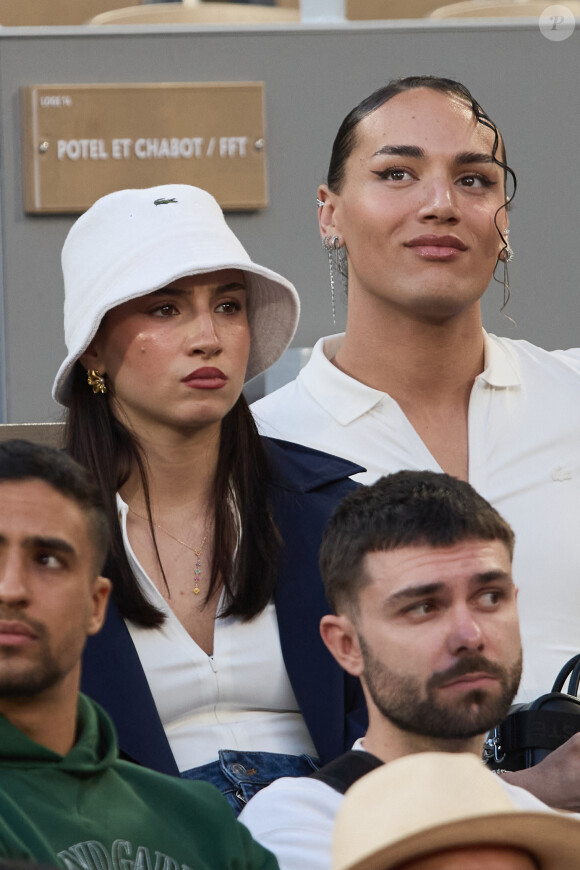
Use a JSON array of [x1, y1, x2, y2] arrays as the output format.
[[52, 184, 366, 814], [333, 753, 580, 870]]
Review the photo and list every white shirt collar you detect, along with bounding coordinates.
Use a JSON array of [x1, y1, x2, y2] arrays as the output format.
[[299, 334, 385, 426], [478, 331, 522, 388], [298, 330, 522, 427]]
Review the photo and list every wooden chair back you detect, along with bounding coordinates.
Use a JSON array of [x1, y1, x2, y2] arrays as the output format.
[[90, 2, 300, 25], [0, 422, 65, 448], [0, 0, 140, 26], [429, 0, 580, 17], [347, 0, 453, 18]]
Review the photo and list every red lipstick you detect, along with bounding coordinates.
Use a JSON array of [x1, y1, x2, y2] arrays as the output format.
[[181, 367, 228, 390]]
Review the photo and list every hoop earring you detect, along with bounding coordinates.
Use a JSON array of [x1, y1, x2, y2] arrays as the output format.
[[87, 369, 108, 395], [500, 241, 514, 311], [322, 235, 347, 325], [504, 247, 514, 309]]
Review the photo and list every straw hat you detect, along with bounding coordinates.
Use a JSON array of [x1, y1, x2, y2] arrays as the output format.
[[333, 752, 580, 870], [53, 184, 300, 406]]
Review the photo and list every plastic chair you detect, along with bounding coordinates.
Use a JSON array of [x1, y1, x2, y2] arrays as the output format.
[[90, 2, 300, 24]]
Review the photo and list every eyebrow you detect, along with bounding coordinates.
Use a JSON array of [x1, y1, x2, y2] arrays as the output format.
[[152, 282, 247, 298], [373, 145, 496, 167], [455, 151, 496, 167], [0, 534, 77, 557], [373, 145, 424, 159], [387, 570, 512, 606]]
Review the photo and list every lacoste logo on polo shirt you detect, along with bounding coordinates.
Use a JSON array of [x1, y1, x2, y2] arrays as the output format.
[[552, 467, 572, 482], [154, 197, 177, 205]]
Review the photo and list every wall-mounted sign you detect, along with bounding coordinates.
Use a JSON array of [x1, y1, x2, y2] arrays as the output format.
[[21, 83, 267, 213]]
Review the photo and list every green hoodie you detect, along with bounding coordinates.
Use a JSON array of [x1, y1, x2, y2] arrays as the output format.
[[0, 694, 278, 870]]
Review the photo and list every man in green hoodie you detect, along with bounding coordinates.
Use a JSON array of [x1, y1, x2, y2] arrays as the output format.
[[0, 439, 278, 870]]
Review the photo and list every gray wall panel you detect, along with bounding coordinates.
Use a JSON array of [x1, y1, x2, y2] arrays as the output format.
[[0, 21, 578, 421]]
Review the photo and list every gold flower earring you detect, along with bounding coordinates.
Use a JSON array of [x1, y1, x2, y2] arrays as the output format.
[[87, 370, 108, 395]]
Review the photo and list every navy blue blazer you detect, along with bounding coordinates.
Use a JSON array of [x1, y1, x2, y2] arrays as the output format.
[[81, 437, 368, 776]]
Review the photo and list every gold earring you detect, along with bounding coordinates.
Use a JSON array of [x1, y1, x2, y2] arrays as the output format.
[[87, 369, 108, 395]]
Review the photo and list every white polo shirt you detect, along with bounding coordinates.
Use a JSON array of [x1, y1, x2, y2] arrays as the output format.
[[252, 332, 580, 703]]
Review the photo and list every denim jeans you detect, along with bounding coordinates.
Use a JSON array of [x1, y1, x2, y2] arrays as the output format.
[[181, 749, 319, 815]]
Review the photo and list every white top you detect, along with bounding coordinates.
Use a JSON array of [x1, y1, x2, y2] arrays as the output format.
[[239, 751, 570, 870], [118, 495, 316, 770], [253, 331, 580, 704]]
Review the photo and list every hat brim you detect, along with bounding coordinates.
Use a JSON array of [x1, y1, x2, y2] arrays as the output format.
[[53, 185, 301, 406], [53, 259, 299, 407], [347, 811, 580, 870]]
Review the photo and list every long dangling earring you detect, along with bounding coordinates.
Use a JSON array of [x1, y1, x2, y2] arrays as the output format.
[[322, 235, 338, 324], [87, 369, 108, 395], [322, 235, 346, 325], [319, 190, 348, 324], [499, 229, 514, 311]]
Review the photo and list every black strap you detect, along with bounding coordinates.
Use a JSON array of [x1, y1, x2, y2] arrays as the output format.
[[568, 659, 580, 696], [500, 709, 580, 752], [310, 750, 383, 794], [552, 653, 580, 692]]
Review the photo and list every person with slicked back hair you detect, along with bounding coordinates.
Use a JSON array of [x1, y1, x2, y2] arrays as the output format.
[[52, 184, 366, 815], [252, 76, 580, 808]]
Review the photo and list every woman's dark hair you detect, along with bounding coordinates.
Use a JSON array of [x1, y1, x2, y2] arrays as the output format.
[[66, 361, 280, 627], [326, 76, 517, 300]]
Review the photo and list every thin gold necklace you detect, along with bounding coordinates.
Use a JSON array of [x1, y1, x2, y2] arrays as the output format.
[[129, 506, 209, 595]]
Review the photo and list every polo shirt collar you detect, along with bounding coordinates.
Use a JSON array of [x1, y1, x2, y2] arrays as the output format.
[[299, 330, 522, 427], [299, 334, 385, 426], [478, 332, 522, 388]]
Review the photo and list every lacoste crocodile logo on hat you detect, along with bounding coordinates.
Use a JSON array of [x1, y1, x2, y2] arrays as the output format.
[[154, 197, 178, 205], [552, 466, 572, 482]]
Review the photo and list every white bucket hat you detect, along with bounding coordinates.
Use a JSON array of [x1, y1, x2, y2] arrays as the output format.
[[333, 752, 580, 870], [52, 184, 300, 407]]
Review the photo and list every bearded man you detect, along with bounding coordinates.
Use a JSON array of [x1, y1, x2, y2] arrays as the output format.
[[240, 471, 574, 870]]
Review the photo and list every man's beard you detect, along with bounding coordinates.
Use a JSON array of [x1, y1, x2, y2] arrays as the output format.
[[359, 636, 522, 739], [0, 611, 64, 698]]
